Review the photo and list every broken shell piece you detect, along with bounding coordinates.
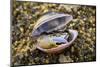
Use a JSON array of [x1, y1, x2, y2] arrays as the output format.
[[32, 12, 73, 37], [36, 29, 78, 53]]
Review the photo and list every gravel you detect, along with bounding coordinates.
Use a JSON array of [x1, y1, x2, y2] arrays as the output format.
[[11, 1, 96, 66]]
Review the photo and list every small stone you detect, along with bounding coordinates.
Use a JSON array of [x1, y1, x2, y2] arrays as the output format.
[[19, 27, 24, 33], [59, 54, 73, 63], [59, 54, 67, 63], [71, 47, 74, 53], [45, 59, 49, 63]]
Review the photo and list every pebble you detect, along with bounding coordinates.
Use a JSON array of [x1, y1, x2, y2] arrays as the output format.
[[59, 54, 73, 63]]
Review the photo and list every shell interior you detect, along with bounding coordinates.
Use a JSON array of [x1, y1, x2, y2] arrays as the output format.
[[32, 12, 73, 37]]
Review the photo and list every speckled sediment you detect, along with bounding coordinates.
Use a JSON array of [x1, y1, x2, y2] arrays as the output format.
[[11, 0, 96, 66]]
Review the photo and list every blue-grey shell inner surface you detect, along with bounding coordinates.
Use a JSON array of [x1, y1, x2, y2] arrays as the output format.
[[52, 37, 67, 43], [36, 17, 66, 34]]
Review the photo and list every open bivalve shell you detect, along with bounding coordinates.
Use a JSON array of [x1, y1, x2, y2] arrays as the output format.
[[32, 12, 78, 53]]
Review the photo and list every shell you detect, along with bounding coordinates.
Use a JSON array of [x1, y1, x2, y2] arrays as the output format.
[[37, 34, 68, 49], [36, 29, 78, 53], [32, 12, 73, 37], [32, 12, 78, 53]]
